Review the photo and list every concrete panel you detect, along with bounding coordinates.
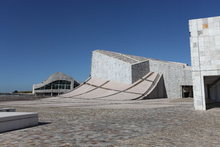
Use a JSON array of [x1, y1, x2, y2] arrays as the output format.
[[86, 77, 108, 86], [0, 112, 38, 133], [62, 84, 96, 97], [127, 80, 151, 94], [75, 88, 117, 99], [131, 61, 149, 83], [143, 75, 167, 99], [91, 51, 132, 84], [149, 60, 192, 98], [91, 50, 150, 84], [102, 81, 131, 91]]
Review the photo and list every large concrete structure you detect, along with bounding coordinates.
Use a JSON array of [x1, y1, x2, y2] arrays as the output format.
[[60, 50, 192, 100], [91, 50, 192, 98], [33, 72, 79, 96], [189, 16, 220, 110]]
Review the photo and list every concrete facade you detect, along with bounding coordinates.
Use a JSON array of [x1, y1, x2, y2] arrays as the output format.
[[189, 16, 220, 110], [149, 59, 192, 98], [33, 72, 79, 96], [91, 50, 149, 84], [91, 50, 192, 99]]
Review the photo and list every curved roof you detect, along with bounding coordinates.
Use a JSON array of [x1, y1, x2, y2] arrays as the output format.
[[59, 72, 165, 100], [33, 72, 74, 89]]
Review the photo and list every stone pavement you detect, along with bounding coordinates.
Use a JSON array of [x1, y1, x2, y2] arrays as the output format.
[[0, 98, 220, 147]]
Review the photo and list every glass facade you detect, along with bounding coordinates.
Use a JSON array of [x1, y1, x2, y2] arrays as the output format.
[[35, 80, 71, 90]]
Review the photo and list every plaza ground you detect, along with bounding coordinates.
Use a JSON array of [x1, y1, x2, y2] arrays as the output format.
[[0, 97, 220, 147]]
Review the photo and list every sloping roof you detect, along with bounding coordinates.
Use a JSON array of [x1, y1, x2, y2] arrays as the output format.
[[94, 50, 189, 66], [94, 50, 148, 64], [60, 72, 165, 100]]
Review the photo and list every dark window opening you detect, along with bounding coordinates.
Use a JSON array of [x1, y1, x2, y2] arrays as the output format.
[[182, 86, 193, 98]]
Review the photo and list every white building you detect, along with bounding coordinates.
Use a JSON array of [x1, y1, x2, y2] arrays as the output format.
[[33, 72, 79, 96], [90, 50, 192, 99], [189, 16, 220, 110]]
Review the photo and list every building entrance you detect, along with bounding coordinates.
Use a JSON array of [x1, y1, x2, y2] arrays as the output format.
[[204, 76, 220, 109]]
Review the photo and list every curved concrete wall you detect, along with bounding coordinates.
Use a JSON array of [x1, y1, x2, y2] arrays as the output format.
[[60, 72, 166, 100]]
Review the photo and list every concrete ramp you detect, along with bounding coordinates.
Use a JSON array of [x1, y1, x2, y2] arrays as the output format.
[[60, 72, 166, 100]]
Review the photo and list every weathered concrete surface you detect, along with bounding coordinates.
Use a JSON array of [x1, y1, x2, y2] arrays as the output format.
[[149, 59, 192, 98], [189, 16, 220, 110], [91, 50, 149, 84], [0, 112, 38, 133], [1, 98, 220, 147], [91, 50, 192, 99]]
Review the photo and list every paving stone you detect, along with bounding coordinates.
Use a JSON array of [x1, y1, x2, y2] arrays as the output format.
[[0, 98, 220, 146]]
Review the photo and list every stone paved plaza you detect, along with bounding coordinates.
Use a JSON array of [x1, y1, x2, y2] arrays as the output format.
[[0, 98, 220, 147]]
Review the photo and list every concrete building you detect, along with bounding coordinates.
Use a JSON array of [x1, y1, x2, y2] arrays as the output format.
[[189, 16, 220, 110], [60, 50, 192, 100], [33, 72, 79, 96], [92, 50, 192, 98]]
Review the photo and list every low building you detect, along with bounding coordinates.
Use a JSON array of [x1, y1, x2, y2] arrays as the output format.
[[189, 16, 220, 110], [33, 72, 79, 96]]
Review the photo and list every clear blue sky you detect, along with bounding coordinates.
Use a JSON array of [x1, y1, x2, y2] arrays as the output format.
[[0, 0, 220, 92]]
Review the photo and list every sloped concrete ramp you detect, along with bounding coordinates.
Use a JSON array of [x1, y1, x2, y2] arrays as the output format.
[[60, 72, 166, 100]]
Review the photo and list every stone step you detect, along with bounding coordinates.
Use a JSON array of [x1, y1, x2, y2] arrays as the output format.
[[0, 112, 38, 133]]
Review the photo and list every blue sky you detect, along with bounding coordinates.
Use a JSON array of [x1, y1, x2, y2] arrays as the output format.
[[0, 0, 220, 92]]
